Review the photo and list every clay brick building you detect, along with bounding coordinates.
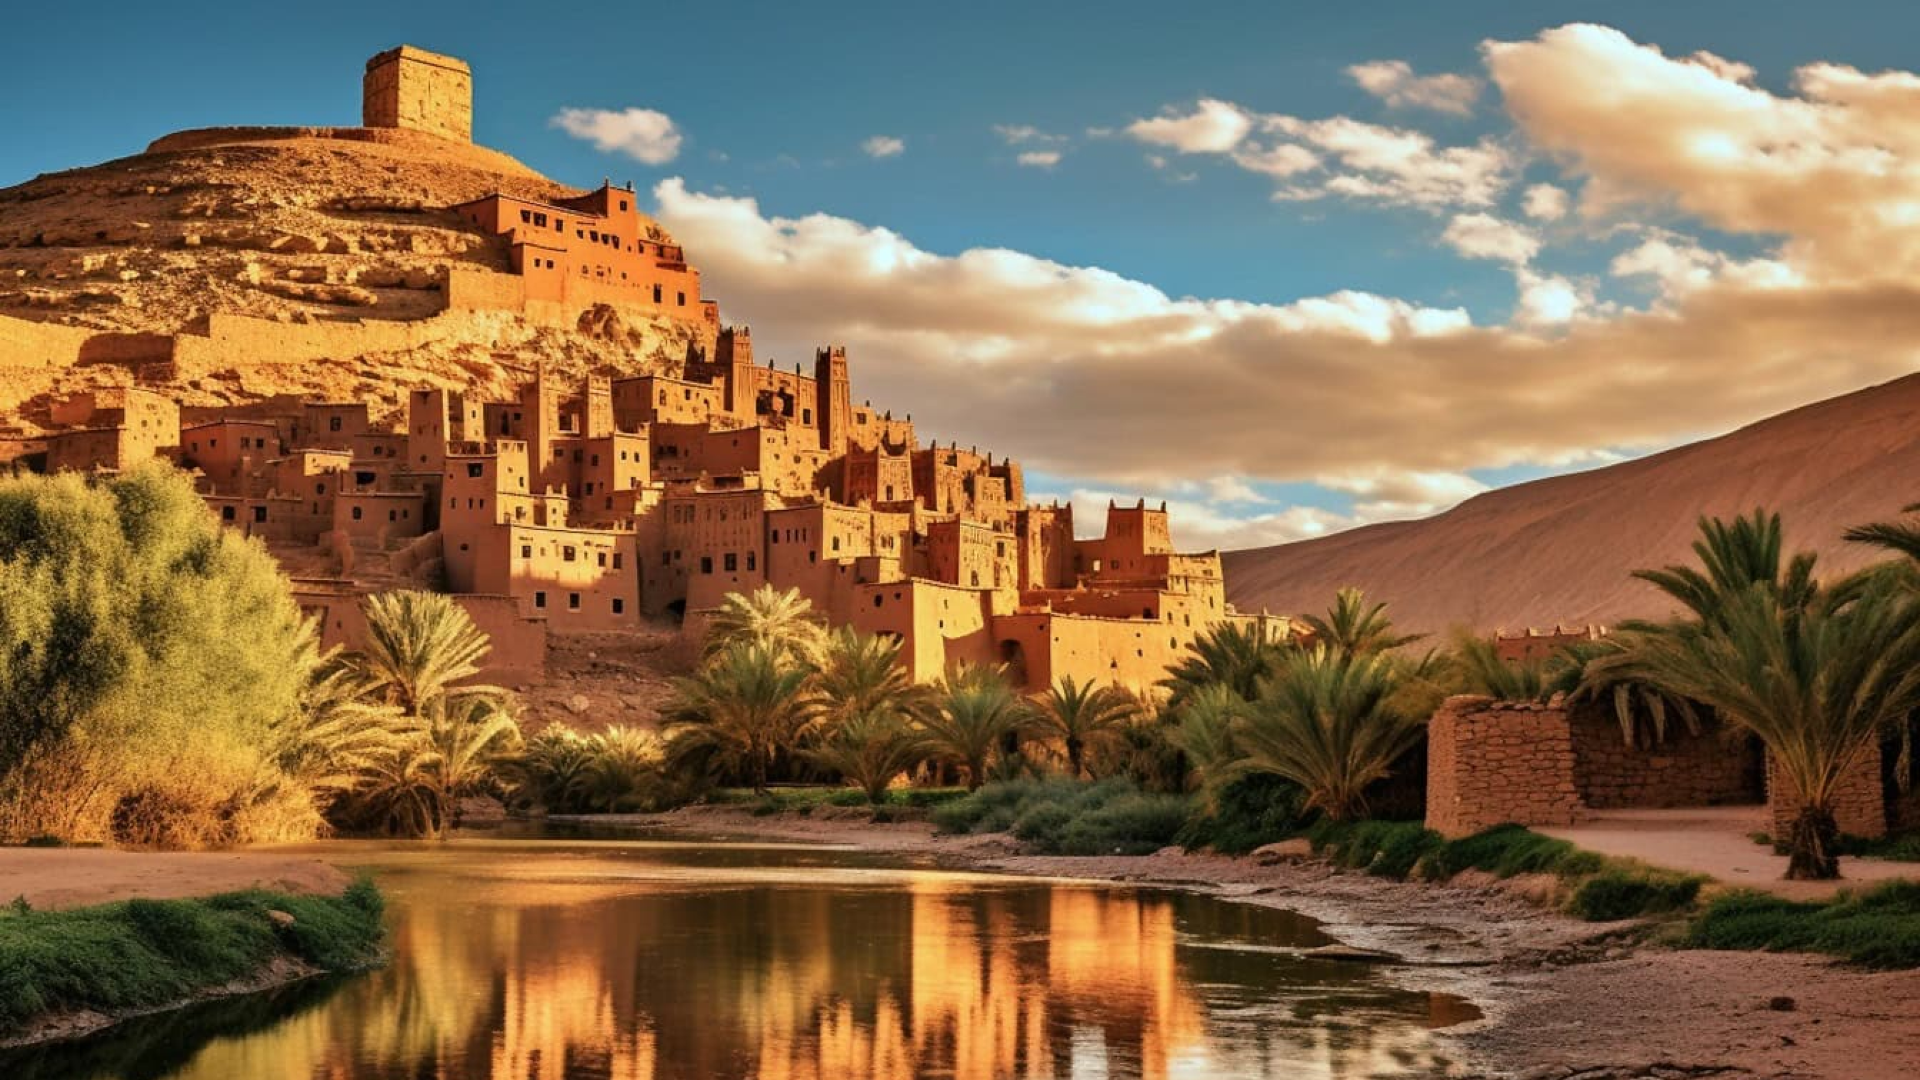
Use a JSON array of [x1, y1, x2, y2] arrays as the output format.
[[16, 44, 1245, 697]]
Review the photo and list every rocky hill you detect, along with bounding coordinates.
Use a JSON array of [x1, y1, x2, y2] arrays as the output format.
[[1223, 374, 1920, 634], [0, 126, 706, 433]]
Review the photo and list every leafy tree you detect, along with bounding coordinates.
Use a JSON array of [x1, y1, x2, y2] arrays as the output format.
[[1230, 647, 1426, 822], [665, 640, 813, 793], [345, 691, 521, 838], [579, 725, 668, 811], [922, 668, 1031, 791], [0, 466, 311, 845], [1032, 675, 1138, 779]]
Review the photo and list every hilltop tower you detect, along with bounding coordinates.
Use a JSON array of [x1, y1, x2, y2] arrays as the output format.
[[363, 46, 473, 143], [815, 345, 852, 456]]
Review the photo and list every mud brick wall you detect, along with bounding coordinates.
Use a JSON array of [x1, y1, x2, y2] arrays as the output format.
[[1766, 744, 1887, 840], [1426, 696, 1582, 837], [1568, 707, 1763, 810]]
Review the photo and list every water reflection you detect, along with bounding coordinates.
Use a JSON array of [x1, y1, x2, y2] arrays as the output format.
[[10, 839, 1472, 1079]]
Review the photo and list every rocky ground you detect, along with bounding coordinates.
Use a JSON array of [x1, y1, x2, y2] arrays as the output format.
[[615, 804, 1920, 1080]]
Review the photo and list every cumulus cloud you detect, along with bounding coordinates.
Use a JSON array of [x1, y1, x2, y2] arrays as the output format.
[[1129, 100, 1512, 208], [1016, 150, 1063, 169], [1348, 59, 1484, 116], [862, 135, 905, 159], [1485, 22, 1920, 280], [1126, 99, 1255, 154], [1522, 183, 1570, 221], [1442, 212, 1540, 264], [551, 107, 682, 165], [653, 177, 1920, 518]]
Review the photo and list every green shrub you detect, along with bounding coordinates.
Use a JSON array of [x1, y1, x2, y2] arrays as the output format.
[[0, 884, 385, 1034], [1838, 830, 1920, 862], [932, 777, 1192, 855], [1055, 793, 1189, 855], [1568, 867, 1703, 921], [1178, 774, 1311, 854], [1686, 881, 1920, 968]]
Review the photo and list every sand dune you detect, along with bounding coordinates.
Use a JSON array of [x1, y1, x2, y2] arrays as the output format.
[[1224, 374, 1920, 634]]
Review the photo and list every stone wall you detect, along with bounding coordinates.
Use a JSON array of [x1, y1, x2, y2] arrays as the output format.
[[1568, 707, 1763, 810], [1766, 745, 1887, 840], [1426, 696, 1582, 837]]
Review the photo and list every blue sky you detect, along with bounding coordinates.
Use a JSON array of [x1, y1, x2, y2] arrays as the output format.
[[9, 3, 1920, 548]]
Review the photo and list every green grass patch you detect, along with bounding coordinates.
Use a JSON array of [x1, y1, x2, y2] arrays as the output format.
[[0, 881, 385, 1036], [932, 777, 1192, 856], [1837, 830, 1920, 863], [1686, 881, 1920, 968]]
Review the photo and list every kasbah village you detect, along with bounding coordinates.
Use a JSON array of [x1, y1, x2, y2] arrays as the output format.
[[2, 26, 1919, 1080]]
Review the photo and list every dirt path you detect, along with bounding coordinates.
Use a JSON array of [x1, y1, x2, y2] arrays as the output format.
[[596, 804, 1920, 1080], [0, 848, 349, 910]]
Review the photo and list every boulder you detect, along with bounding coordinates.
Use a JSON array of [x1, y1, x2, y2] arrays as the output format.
[[1250, 838, 1315, 865]]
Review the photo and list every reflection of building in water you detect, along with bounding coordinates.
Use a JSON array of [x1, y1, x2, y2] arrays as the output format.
[[143, 857, 1465, 1080]]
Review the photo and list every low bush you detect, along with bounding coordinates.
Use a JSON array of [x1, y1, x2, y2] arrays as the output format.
[[933, 777, 1192, 855], [1685, 881, 1920, 968], [1177, 774, 1311, 854], [0, 882, 385, 1034]]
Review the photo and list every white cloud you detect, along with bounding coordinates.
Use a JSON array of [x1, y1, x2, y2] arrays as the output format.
[[551, 107, 683, 165], [1486, 22, 1920, 280], [1126, 99, 1255, 154], [653, 177, 1920, 512], [1610, 232, 1803, 299], [1016, 150, 1063, 169], [862, 135, 905, 159], [1132, 101, 1513, 208], [1348, 59, 1484, 116], [1442, 213, 1541, 264], [1522, 183, 1570, 221], [995, 124, 1067, 145], [1515, 269, 1585, 325]]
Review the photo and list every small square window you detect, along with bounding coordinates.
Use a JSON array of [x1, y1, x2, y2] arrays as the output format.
[[534, 591, 547, 609], [568, 593, 581, 611]]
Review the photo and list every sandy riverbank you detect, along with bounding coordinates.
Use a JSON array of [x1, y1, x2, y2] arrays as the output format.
[[0, 848, 349, 911], [587, 803, 1920, 1080]]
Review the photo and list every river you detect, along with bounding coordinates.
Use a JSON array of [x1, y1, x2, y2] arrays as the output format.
[[3, 831, 1477, 1079]]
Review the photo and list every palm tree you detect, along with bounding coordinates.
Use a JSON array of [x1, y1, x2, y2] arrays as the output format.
[[353, 590, 494, 715], [1445, 631, 1552, 703], [1168, 682, 1248, 803], [1638, 509, 1818, 623], [580, 725, 666, 811], [1032, 675, 1138, 779], [1301, 587, 1422, 657], [801, 711, 930, 804], [1230, 646, 1425, 822], [1595, 583, 1920, 879], [271, 639, 406, 804], [705, 585, 825, 664], [808, 628, 926, 732], [349, 691, 521, 838], [922, 669, 1030, 790], [1158, 621, 1289, 709], [665, 640, 812, 794]]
